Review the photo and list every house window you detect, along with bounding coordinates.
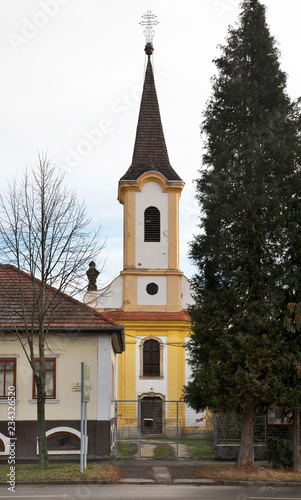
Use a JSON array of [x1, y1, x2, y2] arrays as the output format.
[[143, 339, 160, 377], [43, 427, 82, 455], [33, 358, 56, 399], [144, 206, 160, 242], [47, 432, 80, 451], [0, 359, 16, 399]]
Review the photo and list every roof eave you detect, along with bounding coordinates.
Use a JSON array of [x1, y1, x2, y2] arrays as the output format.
[[0, 325, 125, 333]]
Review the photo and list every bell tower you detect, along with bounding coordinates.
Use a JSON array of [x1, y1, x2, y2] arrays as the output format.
[[118, 29, 185, 312], [83, 13, 206, 438]]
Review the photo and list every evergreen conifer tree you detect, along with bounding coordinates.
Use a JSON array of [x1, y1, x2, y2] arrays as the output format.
[[185, 0, 301, 467]]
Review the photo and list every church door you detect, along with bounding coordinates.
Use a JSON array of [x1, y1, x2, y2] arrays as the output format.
[[141, 397, 163, 435]]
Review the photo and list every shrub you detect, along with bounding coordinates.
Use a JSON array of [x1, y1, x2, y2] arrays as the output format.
[[266, 437, 293, 468]]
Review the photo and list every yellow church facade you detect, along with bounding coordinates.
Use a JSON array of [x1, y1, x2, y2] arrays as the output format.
[[84, 40, 206, 437]]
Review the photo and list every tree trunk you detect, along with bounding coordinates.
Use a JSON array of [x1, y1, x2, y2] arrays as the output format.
[[293, 409, 301, 472], [37, 384, 48, 469], [237, 405, 255, 467], [36, 321, 48, 470]]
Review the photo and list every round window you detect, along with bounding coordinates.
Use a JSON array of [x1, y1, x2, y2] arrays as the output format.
[[146, 282, 159, 295]]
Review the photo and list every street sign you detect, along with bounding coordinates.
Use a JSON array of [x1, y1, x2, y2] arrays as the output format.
[[83, 363, 90, 402]]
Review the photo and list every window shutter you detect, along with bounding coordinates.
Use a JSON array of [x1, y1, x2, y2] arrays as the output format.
[[144, 206, 160, 242]]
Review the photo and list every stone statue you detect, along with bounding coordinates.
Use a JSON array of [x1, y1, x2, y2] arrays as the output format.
[[86, 261, 99, 291]]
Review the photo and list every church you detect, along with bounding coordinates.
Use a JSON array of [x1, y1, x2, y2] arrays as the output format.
[[84, 13, 206, 438]]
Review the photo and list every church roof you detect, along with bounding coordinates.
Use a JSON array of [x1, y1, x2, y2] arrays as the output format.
[[120, 51, 182, 182], [103, 310, 190, 322]]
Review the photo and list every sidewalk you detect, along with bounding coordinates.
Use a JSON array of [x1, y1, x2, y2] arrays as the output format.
[[113, 459, 219, 485], [102, 459, 301, 487], [1, 459, 301, 487]]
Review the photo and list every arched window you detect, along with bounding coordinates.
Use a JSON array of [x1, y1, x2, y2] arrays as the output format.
[[47, 432, 80, 451], [144, 206, 160, 242], [43, 427, 82, 455], [0, 433, 10, 455], [143, 339, 160, 377]]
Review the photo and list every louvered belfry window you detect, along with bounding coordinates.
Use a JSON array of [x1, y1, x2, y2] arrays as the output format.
[[144, 206, 160, 242], [143, 339, 160, 377]]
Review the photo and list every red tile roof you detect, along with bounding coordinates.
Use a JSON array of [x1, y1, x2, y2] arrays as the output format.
[[103, 310, 190, 322], [120, 57, 182, 182], [0, 264, 123, 331]]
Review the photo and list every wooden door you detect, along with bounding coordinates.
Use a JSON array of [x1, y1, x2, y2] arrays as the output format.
[[141, 397, 163, 434]]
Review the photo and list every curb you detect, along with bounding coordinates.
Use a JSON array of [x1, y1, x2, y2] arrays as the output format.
[[0, 479, 112, 485], [1, 479, 301, 487], [119, 478, 156, 484], [222, 480, 301, 488]]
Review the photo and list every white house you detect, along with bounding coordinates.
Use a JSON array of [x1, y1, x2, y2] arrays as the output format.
[[0, 264, 125, 460]]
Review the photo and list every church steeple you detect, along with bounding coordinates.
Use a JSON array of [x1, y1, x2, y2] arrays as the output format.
[[120, 12, 182, 183], [83, 12, 192, 316], [120, 47, 182, 182], [115, 12, 185, 313]]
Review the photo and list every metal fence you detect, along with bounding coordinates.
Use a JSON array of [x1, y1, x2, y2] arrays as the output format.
[[214, 411, 266, 446], [112, 402, 294, 460], [214, 411, 293, 445], [112, 399, 210, 459], [213, 411, 294, 460]]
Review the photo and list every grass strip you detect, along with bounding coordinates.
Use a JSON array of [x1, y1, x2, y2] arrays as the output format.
[[0, 463, 110, 482]]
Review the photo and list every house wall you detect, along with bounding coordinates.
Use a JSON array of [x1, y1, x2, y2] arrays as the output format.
[[0, 332, 116, 459], [0, 333, 98, 421], [97, 335, 112, 421]]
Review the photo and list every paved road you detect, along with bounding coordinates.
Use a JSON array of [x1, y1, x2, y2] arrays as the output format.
[[1, 484, 301, 499]]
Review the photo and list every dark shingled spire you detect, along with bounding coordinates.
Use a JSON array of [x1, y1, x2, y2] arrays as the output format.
[[120, 48, 182, 182]]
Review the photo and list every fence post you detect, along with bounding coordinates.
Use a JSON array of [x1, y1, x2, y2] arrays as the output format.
[[114, 400, 118, 458], [176, 401, 179, 458], [138, 399, 141, 459], [213, 414, 218, 458]]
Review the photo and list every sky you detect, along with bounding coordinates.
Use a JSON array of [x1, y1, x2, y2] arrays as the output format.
[[1, 0, 301, 289]]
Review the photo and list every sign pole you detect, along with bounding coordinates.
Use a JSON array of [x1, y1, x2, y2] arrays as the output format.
[[80, 362, 84, 473], [80, 362, 90, 473], [84, 400, 88, 469]]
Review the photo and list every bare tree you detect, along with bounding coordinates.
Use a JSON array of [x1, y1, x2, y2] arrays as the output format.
[[0, 154, 104, 469]]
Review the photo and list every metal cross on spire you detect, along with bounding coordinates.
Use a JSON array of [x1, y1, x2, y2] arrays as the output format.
[[140, 10, 158, 44]]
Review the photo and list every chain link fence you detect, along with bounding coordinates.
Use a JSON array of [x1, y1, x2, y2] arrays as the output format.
[[112, 399, 212, 459], [214, 411, 293, 460], [112, 401, 294, 460]]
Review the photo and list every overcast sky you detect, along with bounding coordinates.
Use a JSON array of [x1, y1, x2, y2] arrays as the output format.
[[1, 0, 300, 288]]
